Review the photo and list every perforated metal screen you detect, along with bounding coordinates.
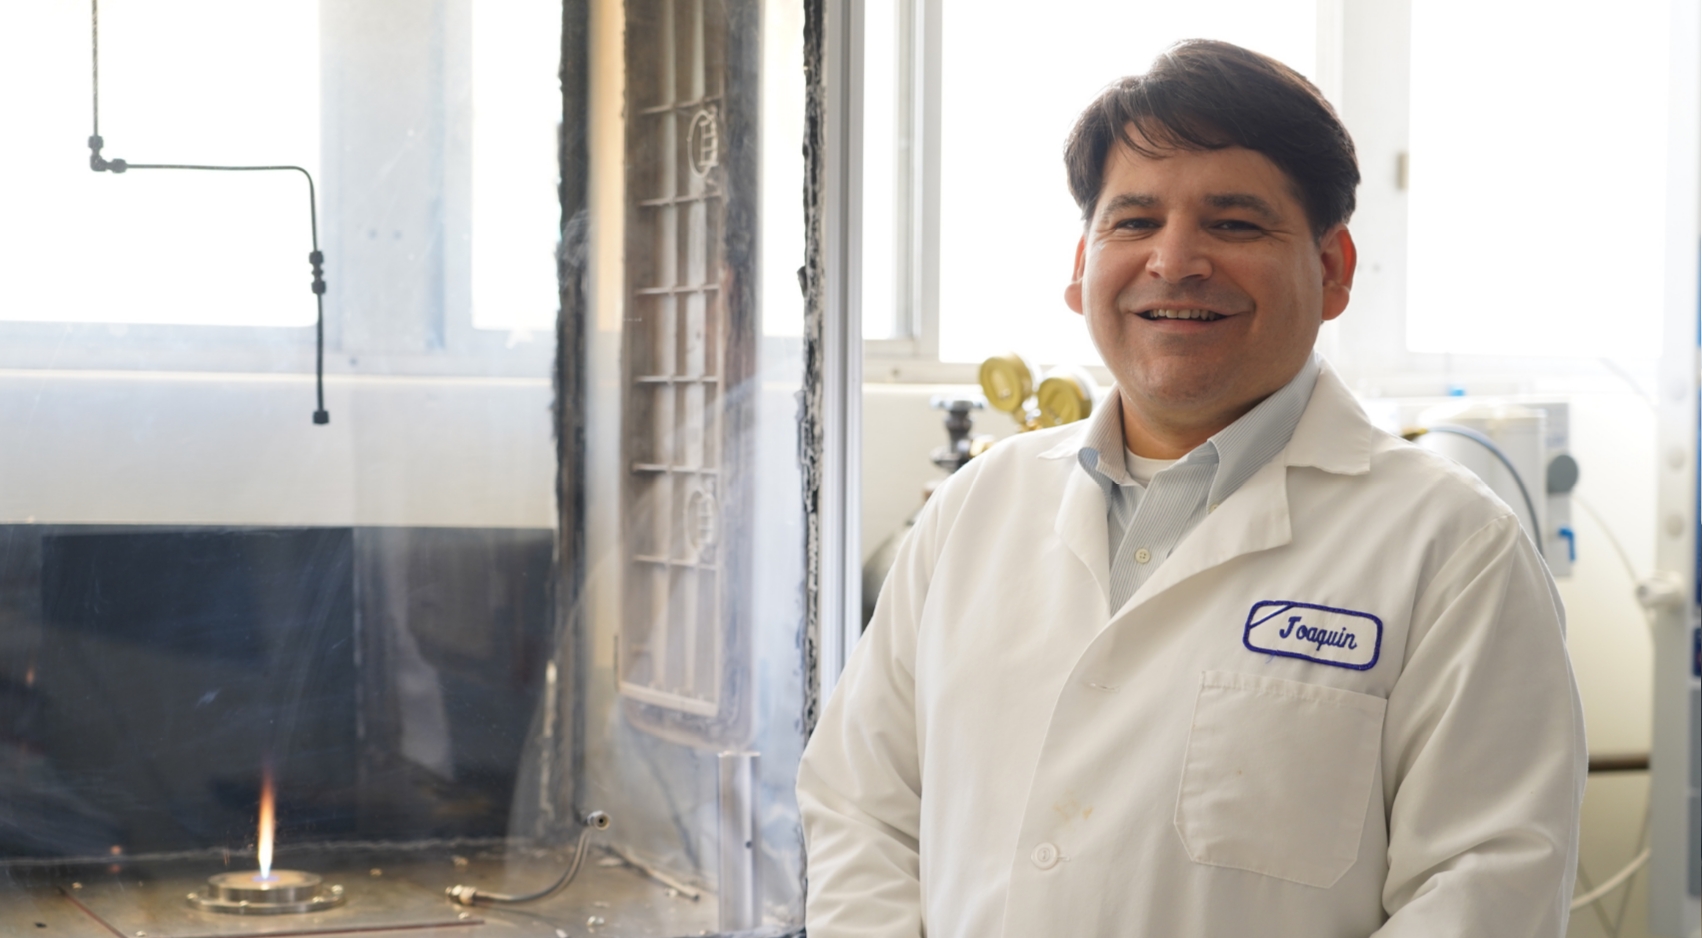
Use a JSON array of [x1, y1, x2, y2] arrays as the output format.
[[619, 0, 757, 740]]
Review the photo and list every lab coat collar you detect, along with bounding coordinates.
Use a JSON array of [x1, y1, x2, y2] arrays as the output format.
[[1126, 447, 1293, 606], [1055, 454, 1114, 613], [1036, 355, 1370, 475], [1045, 386, 1124, 610], [1280, 358, 1375, 477], [1125, 357, 1377, 611], [1038, 355, 1378, 618]]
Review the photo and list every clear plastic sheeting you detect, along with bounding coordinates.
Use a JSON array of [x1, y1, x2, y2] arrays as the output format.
[[572, 0, 811, 927], [0, 0, 815, 934]]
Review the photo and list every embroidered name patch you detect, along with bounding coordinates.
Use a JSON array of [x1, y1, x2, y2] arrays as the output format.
[[1242, 600, 1383, 671]]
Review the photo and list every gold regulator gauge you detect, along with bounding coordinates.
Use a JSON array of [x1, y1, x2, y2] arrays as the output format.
[[1035, 369, 1095, 428], [978, 353, 1035, 416]]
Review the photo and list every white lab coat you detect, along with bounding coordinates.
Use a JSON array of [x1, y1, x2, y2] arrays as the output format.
[[798, 363, 1586, 937]]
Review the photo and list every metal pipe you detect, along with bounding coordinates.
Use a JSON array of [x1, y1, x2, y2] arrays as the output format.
[[718, 751, 760, 931], [1587, 752, 1652, 774]]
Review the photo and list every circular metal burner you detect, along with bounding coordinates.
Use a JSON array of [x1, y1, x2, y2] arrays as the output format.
[[187, 870, 346, 915]]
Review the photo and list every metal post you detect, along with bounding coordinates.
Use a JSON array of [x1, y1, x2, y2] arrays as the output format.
[[718, 751, 760, 931], [1648, 0, 1702, 933], [816, 0, 865, 706]]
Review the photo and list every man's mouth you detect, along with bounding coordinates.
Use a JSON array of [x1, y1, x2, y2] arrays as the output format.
[[1138, 308, 1227, 322]]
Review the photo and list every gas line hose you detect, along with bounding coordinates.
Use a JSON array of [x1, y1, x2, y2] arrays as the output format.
[[446, 811, 612, 906]]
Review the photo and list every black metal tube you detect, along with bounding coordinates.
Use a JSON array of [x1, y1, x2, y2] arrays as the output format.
[[87, 0, 330, 425]]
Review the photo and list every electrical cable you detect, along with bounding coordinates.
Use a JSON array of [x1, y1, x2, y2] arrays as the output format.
[[1574, 494, 1645, 588], [1596, 357, 1658, 413], [1410, 427, 1657, 929], [1606, 799, 1653, 936], [1415, 424, 1542, 542], [87, 0, 329, 425], [1571, 847, 1651, 912], [445, 811, 611, 905], [1563, 496, 1655, 934]]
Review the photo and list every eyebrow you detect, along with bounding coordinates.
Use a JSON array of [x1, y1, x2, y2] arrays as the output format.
[[1204, 193, 1282, 223], [1098, 193, 1158, 216], [1097, 191, 1284, 225]]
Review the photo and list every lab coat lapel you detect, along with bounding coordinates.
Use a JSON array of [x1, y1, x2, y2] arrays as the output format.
[[1109, 362, 1374, 621], [1119, 456, 1292, 616], [1053, 451, 1113, 607]]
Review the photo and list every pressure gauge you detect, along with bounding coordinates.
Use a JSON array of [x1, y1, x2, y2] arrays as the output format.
[[978, 353, 1035, 415], [1035, 367, 1096, 428]]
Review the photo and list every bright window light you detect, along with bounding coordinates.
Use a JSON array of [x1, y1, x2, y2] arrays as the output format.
[[935, 0, 1318, 364], [0, 1, 320, 327], [470, 0, 564, 333], [1406, 0, 1668, 358], [764, 0, 809, 338], [862, 0, 904, 342]]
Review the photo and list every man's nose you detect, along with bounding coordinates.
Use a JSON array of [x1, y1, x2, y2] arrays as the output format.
[[1143, 224, 1213, 283]]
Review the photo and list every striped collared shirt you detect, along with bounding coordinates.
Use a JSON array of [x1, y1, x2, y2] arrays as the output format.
[[1078, 354, 1320, 613]]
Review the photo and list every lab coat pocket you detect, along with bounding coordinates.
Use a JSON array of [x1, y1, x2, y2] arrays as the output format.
[[1173, 670, 1385, 888]]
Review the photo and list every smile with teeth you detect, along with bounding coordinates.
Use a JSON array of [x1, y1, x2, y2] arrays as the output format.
[[1140, 308, 1226, 322]]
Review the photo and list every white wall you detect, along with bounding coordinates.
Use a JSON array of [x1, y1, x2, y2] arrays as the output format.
[[1560, 394, 1661, 938], [0, 370, 555, 528], [859, 384, 1020, 561], [1329, 1, 1665, 930]]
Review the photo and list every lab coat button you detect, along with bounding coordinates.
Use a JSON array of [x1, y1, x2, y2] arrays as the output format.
[[1030, 842, 1060, 870], [1134, 547, 1152, 564]]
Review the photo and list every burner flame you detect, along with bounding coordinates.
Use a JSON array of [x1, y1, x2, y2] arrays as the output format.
[[257, 762, 275, 880]]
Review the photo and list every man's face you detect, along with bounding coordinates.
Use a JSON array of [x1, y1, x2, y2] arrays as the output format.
[[1064, 130, 1355, 443]]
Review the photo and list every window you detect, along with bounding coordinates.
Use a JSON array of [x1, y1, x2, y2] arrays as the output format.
[[861, 0, 1322, 368], [860, 0, 921, 345], [471, 0, 567, 333], [0, 0, 564, 354], [0, 1, 320, 328], [1405, 0, 1668, 359], [861, 0, 1675, 377], [0, 1, 819, 930]]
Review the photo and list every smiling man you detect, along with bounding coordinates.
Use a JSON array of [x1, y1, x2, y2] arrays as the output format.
[[798, 41, 1586, 937]]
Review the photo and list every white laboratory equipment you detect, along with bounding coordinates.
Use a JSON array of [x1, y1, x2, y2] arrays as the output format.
[[1362, 397, 1579, 578], [1413, 400, 1578, 577]]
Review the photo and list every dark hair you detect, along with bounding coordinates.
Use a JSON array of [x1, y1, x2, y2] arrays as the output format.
[[1063, 40, 1359, 239]]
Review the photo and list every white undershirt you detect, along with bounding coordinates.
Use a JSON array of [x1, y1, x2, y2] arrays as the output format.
[[1124, 450, 1179, 487]]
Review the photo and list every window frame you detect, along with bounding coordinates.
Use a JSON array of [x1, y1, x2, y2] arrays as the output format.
[[855, 0, 1665, 398], [0, 0, 557, 383], [859, 0, 940, 370]]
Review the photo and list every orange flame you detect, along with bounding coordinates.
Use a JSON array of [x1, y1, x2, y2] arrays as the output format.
[[257, 763, 275, 879]]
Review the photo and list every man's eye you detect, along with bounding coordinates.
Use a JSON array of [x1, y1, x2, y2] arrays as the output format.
[[1115, 218, 1159, 231], [1212, 219, 1263, 233]]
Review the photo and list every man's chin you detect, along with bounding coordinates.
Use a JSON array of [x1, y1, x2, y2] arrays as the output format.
[[1113, 365, 1234, 411]]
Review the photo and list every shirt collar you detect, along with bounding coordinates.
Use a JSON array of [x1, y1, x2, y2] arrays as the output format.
[[1075, 387, 1137, 490], [1206, 353, 1319, 506], [1072, 353, 1321, 504]]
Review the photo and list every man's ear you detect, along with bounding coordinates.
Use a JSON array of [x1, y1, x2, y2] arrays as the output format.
[[1064, 235, 1087, 315], [1319, 225, 1357, 322]]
